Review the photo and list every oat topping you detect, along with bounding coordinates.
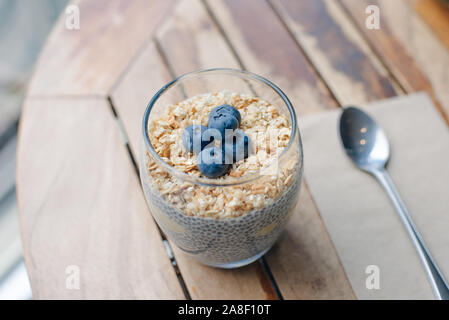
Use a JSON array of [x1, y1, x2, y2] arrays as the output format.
[[146, 91, 299, 219]]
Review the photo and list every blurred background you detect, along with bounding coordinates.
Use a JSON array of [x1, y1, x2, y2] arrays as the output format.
[[0, 0, 69, 300]]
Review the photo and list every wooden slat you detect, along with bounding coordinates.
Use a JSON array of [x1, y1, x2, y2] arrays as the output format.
[[112, 0, 278, 300], [340, 0, 449, 123], [205, 0, 355, 299], [270, 0, 399, 105], [27, 0, 175, 96], [268, 184, 354, 299], [110, 42, 172, 154], [415, 0, 449, 51], [16, 97, 184, 299], [204, 0, 337, 116]]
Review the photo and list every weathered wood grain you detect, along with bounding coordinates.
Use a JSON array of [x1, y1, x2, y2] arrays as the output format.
[[16, 97, 184, 299], [271, 0, 398, 105], [27, 0, 175, 96], [340, 0, 449, 123], [155, 0, 254, 100], [110, 41, 172, 155], [415, 0, 449, 51], [156, 0, 239, 73], [204, 0, 337, 116], [205, 0, 355, 299], [112, 10, 276, 298]]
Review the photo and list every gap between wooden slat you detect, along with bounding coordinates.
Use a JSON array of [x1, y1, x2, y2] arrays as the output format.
[[199, 0, 245, 71], [107, 0, 367, 298], [106, 96, 192, 300], [241, 0, 449, 299], [259, 256, 284, 300], [332, 0, 409, 96], [25, 94, 107, 101]]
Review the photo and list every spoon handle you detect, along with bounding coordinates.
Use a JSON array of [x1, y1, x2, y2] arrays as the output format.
[[372, 168, 449, 300]]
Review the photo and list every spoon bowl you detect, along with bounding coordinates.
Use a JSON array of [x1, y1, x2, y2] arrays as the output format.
[[339, 107, 389, 172]]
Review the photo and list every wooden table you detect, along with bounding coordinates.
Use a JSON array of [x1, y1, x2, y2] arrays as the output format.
[[17, 0, 449, 299]]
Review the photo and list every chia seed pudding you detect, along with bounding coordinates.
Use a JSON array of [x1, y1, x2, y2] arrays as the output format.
[[141, 73, 303, 268]]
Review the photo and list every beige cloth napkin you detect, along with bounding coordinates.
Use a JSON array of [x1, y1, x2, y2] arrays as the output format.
[[300, 93, 449, 299]]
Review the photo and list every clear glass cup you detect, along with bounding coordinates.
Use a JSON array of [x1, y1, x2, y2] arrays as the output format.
[[140, 68, 303, 268]]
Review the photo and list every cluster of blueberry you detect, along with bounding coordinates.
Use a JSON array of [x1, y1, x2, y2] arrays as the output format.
[[182, 104, 251, 178]]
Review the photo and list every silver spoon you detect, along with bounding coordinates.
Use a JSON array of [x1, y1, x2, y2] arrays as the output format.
[[339, 106, 449, 300]]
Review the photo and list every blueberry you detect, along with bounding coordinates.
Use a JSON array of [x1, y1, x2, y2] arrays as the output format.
[[210, 104, 241, 125], [198, 147, 231, 178], [182, 125, 213, 154], [208, 112, 239, 141], [223, 130, 252, 162]]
